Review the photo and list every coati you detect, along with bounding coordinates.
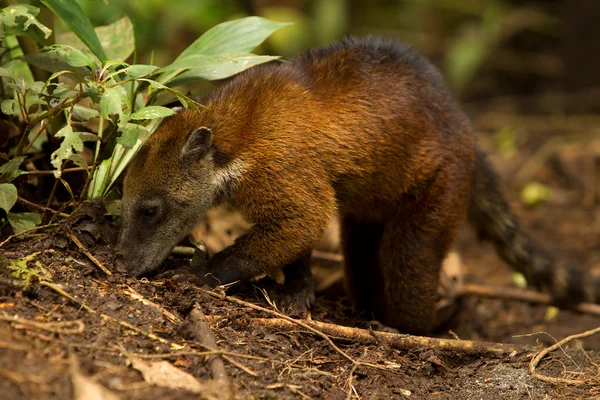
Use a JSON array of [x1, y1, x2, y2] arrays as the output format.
[[118, 36, 597, 333]]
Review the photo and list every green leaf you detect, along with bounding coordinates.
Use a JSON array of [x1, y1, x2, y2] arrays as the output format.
[[7, 212, 41, 235], [1, 99, 20, 116], [177, 17, 290, 59], [0, 5, 52, 39], [71, 104, 99, 121], [0, 183, 18, 214], [96, 16, 134, 61], [117, 123, 150, 148], [99, 86, 123, 118], [164, 54, 278, 85], [42, 0, 107, 61], [0, 156, 26, 184], [89, 158, 111, 198], [69, 153, 88, 170], [23, 53, 89, 75], [50, 125, 83, 175], [57, 15, 134, 62], [45, 44, 96, 69], [125, 64, 159, 79], [130, 105, 175, 120]]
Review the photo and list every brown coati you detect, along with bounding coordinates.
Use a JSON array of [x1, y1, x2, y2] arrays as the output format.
[[118, 36, 597, 333]]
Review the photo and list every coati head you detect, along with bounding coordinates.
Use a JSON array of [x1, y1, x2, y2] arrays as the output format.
[[118, 111, 231, 276]]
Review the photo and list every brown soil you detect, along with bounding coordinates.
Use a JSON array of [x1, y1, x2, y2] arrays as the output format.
[[1, 120, 599, 400]]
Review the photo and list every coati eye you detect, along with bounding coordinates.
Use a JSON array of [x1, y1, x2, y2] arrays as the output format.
[[143, 207, 157, 217]]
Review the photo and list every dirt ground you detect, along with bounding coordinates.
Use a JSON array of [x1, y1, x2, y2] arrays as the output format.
[[1, 111, 599, 399]]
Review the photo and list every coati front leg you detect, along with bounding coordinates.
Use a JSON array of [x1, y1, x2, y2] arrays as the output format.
[[199, 176, 335, 311]]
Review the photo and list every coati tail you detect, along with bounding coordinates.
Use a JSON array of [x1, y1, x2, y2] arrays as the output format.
[[468, 148, 598, 305]]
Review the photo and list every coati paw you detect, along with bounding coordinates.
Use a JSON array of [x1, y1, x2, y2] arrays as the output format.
[[266, 278, 316, 318], [201, 249, 270, 287], [266, 254, 315, 318]]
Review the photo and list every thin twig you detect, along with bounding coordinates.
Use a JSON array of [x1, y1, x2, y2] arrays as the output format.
[[458, 284, 600, 317], [0, 314, 84, 334], [17, 197, 70, 218], [0, 223, 59, 248], [26, 167, 92, 176], [529, 326, 600, 385], [123, 285, 181, 324], [64, 229, 112, 275]]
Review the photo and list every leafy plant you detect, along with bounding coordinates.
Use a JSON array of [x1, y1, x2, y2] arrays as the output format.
[[0, 0, 288, 237]]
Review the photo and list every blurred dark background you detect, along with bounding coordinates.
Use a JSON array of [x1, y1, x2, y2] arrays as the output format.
[[72, 0, 600, 114]]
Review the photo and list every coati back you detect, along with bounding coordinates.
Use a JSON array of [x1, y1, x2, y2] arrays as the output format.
[[119, 37, 597, 333]]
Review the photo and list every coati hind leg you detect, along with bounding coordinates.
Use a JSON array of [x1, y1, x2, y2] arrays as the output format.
[[373, 213, 449, 333], [342, 181, 470, 333], [340, 214, 385, 321], [341, 212, 444, 333]]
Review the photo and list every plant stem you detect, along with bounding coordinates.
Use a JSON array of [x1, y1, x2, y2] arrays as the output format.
[[26, 167, 92, 175], [17, 197, 69, 218]]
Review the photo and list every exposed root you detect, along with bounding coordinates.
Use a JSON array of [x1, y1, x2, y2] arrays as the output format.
[[207, 316, 530, 357], [187, 303, 234, 399], [529, 326, 600, 385]]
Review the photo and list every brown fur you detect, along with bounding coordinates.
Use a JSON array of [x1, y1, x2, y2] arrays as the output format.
[[119, 37, 596, 334]]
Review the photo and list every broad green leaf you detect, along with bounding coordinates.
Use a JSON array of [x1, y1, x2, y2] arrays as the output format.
[[96, 16, 133, 61], [7, 212, 41, 235], [0, 183, 18, 214], [0, 67, 11, 76], [0, 156, 26, 184], [50, 125, 83, 175], [130, 105, 175, 120], [72, 104, 99, 121], [0, 5, 52, 39], [99, 86, 123, 118], [1, 99, 20, 116], [58, 15, 133, 62], [45, 44, 96, 69], [42, 0, 107, 61], [164, 54, 279, 85], [177, 17, 290, 59], [125, 64, 159, 79], [117, 123, 150, 148], [23, 53, 89, 75]]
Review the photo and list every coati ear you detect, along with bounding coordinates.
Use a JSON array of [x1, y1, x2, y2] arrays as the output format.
[[180, 127, 212, 165]]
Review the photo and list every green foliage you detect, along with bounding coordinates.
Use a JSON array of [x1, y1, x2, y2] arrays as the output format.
[[0, 4, 52, 46], [42, 0, 108, 61], [8, 257, 51, 290], [0, 3, 287, 239]]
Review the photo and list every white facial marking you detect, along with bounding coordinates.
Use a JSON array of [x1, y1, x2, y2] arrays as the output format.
[[211, 158, 247, 189]]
